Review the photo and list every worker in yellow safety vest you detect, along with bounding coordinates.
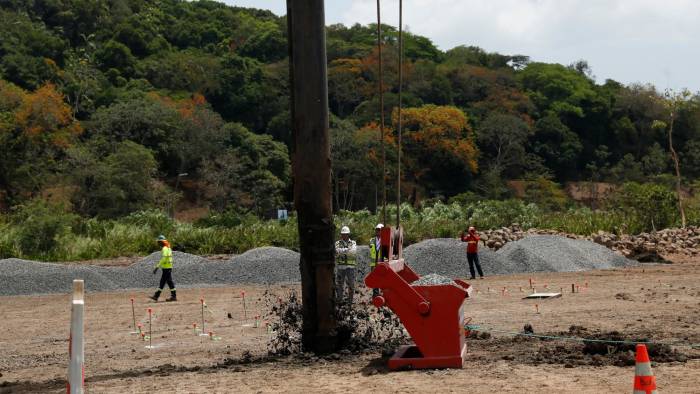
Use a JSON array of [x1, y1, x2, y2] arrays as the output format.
[[369, 223, 384, 296], [150, 235, 177, 302], [335, 226, 357, 303]]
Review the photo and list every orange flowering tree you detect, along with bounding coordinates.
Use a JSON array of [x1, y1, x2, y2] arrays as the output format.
[[1, 81, 82, 202], [392, 105, 479, 200]]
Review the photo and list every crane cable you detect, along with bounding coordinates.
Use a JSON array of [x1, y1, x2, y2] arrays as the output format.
[[376, 0, 404, 231], [396, 0, 403, 230], [376, 0, 387, 226]]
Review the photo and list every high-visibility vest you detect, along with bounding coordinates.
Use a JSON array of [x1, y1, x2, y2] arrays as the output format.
[[335, 240, 357, 266], [369, 237, 383, 268], [156, 246, 173, 269]]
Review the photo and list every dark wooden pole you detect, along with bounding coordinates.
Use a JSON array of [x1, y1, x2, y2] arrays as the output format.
[[287, 0, 337, 354]]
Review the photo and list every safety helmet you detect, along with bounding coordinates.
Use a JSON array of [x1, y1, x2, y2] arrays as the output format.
[[157, 235, 167, 241], [375, 223, 384, 230], [340, 226, 351, 234]]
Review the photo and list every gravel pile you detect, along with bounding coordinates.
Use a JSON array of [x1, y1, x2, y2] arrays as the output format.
[[0, 258, 118, 296], [403, 238, 501, 278], [494, 235, 633, 274], [114, 251, 209, 289], [411, 273, 456, 286], [404, 235, 634, 277], [223, 247, 301, 284], [0, 235, 635, 296]]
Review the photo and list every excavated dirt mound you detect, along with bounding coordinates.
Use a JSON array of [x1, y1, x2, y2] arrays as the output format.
[[467, 325, 696, 367]]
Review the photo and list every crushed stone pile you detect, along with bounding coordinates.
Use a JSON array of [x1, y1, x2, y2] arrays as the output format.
[[223, 247, 301, 284], [0, 258, 118, 295], [403, 238, 501, 278], [494, 235, 633, 274], [411, 273, 455, 286], [0, 235, 635, 296], [403, 235, 634, 277]]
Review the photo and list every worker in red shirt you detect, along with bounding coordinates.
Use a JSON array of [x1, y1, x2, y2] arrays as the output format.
[[461, 226, 484, 280]]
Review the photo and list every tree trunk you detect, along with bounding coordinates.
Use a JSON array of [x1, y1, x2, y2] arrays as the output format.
[[668, 114, 686, 228], [287, 0, 337, 354]]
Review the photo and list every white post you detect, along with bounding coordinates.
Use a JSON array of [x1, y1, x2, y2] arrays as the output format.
[[68, 279, 85, 394]]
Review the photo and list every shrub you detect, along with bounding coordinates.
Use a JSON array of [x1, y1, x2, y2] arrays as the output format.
[[606, 182, 678, 231], [467, 199, 540, 229], [10, 200, 77, 257], [120, 210, 175, 236], [521, 177, 570, 210]]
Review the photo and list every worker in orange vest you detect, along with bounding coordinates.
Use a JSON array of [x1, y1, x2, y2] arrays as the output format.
[[460, 226, 484, 280]]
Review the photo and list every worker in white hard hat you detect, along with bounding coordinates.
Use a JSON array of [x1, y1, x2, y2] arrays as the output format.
[[369, 223, 384, 297], [335, 225, 358, 303]]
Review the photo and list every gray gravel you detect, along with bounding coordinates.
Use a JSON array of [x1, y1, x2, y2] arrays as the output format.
[[411, 273, 456, 286], [404, 235, 634, 277], [0, 236, 636, 296], [0, 258, 119, 295], [403, 238, 501, 278], [494, 235, 634, 274]]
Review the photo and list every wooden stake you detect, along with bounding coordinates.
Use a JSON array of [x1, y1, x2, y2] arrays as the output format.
[[147, 308, 152, 349], [130, 297, 136, 333], [200, 298, 205, 334], [241, 291, 247, 319]]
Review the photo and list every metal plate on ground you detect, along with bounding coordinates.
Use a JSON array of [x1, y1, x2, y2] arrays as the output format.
[[523, 292, 562, 299]]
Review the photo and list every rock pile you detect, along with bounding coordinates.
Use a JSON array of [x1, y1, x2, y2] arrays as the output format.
[[479, 224, 700, 257], [591, 227, 700, 257], [480, 224, 580, 250]]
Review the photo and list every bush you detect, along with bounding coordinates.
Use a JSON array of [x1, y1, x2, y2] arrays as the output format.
[[521, 177, 570, 210], [538, 208, 628, 235], [120, 210, 175, 236], [0, 219, 20, 258], [606, 182, 678, 231], [195, 208, 257, 228], [10, 200, 77, 258], [467, 199, 540, 230], [1, 189, 692, 262]]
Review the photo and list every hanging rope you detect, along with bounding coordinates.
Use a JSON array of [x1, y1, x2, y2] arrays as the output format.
[[376, 0, 387, 225], [396, 0, 403, 229]]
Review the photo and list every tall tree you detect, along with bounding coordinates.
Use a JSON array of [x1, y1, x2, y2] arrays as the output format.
[[652, 89, 696, 228]]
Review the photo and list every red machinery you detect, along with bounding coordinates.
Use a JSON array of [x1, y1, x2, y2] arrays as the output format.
[[365, 226, 473, 370]]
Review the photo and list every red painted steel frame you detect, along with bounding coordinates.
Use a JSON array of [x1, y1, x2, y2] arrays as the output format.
[[365, 227, 472, 370]]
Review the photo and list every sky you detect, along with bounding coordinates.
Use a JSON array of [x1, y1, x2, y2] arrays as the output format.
[[222, 0, 700, 92]]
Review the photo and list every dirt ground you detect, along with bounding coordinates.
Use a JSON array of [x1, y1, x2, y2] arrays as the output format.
[[1, 255, 699, 393]]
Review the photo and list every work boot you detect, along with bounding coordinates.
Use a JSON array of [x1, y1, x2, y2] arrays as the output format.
[[166, 293, 177, 302], [150, 291, 161, 302]]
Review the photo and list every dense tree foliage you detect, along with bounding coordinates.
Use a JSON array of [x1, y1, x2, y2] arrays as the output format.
[[0, 0, 699, 218]]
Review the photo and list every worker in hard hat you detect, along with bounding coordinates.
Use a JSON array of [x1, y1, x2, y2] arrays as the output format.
[[150, 235, 177, 302], [335, 225, 358, 303], [460, 226, 484, 280], [369, 223, 384, 296]]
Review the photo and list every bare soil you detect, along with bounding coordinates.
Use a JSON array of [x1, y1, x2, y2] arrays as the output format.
[[1, 256, 699, 393]]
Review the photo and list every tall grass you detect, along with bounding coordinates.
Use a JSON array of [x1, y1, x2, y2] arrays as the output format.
[[1, 199, 697, 262]]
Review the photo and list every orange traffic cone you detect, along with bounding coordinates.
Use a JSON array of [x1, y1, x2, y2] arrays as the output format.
[[633, 344, 658, 394]]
